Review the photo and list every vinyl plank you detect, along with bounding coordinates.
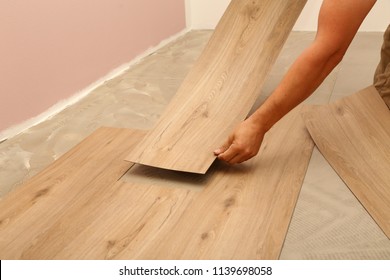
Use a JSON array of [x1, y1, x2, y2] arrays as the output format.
[[125, 0, 307, 173], [0, 106, 313, 259], [53, 181, 198, 260], [126, 107, 313, 259], [302, 86, 390, 238], [0, 127, 145, 259], [54, 107, 312, 260]]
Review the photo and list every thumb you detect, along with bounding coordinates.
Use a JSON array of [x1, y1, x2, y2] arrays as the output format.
[[214, 136, 233, 156]]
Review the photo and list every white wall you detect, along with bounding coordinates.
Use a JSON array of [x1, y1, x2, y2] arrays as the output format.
[[185, 0, 389, 32]]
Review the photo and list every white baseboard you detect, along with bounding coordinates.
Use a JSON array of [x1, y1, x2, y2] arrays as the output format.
[[0, 28, 190, 142]]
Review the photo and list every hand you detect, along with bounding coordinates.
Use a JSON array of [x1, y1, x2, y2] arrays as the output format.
[[214, 118, 265, 164]]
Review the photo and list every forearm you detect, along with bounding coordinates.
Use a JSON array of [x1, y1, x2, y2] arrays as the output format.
[[215, 0, 376, 164], [248, 41, 343, 133], [248, 0, 376, 135]]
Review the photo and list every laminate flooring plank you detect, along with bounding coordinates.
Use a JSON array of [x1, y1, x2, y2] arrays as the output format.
[[302, 86, 390, 238], [0, 107, 313, 259], [0, 127, 145, 259], [125, 0, 307, 173], [54, 107, 312, 260], [132, 106, 314, 259], [53, 181, 198, 260], [53, 166, 216, 259]]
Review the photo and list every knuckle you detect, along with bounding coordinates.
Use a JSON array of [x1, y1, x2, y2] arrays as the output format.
[[218, 154, 227, 161], [234, 143, 245, 151], [244, 148, 252, 156]]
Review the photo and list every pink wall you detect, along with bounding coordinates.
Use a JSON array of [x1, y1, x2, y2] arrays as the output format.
[[0, 0, 185, 132]]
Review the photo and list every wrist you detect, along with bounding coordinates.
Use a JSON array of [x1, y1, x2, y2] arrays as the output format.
[[247, 99, 282, 134], [245, 113, 268, 136]]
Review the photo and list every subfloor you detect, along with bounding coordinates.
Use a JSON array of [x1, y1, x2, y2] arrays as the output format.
[[1, 30, 389, 259]]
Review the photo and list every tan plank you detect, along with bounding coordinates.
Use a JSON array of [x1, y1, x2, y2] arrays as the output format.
[[133, 107, 313, 259], [0, 127, 145, 259], [53, 181, 198, 260], [302, 86, 390, 238], [54, 107, 313, 260], [0, 106, 313, 259], [125, 0, 307, 173]]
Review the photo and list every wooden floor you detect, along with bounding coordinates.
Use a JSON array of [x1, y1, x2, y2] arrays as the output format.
[[125, 0, 307, 173], [0, 106, 314, 259], [302, 86, 390, 238]]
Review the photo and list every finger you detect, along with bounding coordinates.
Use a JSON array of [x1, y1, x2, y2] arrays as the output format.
[[229, 153, 249, 164], [213, 147, 224, 156], [228, 154, 242, 164], [217, 144, 238, 162], [222, 151, 250, 165], [226, 147, 256, 164], [214, 137, 233, 155], [226, 154, 241, 165]]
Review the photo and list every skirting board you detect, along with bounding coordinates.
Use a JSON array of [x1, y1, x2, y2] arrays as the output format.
[[125, 0, 307, 173], [0, 106, 314, 259], [302, 86, 390, 239]]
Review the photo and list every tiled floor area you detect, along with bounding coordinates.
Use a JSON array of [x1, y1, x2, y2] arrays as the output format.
[[1, 30, 389, 259]]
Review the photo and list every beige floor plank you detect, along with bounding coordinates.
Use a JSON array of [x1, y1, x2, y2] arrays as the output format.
[[54, 181, 197, 260], [63, 107, 313, 260], [125, 0, 307, 173], [131, 107, 314, 259], [302, 86, 390, 238], [0, 106, 313, 259], [0, 128, 145, 259], [56, 107, 311, 260]]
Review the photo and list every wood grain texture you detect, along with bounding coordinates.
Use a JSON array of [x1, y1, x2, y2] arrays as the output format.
[[130, 107, 314, 260], [0, 106, 313, 259], [0, 127, 144, 259], [302, 86, 390, 238], [125, 0, 307, 173]]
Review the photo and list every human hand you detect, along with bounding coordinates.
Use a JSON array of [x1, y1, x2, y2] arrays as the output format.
[[214, 118, 265, 164]]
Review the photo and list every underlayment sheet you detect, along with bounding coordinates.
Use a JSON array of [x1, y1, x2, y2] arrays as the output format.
[[302, 86, 390, 238], [280, 148, 390, 260], [126, 0, 307, 173], [0, 106, 314, 259]]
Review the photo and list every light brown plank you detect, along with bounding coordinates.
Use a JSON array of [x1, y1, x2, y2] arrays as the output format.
[[56, 107, 312, 260], [131, 107, 314, 259], [302, 86, 390, 238], [0, 127, 145, 259], [51, 180, 199, 260], [0, 106, 313, 259], [125, 0, 307, 173]]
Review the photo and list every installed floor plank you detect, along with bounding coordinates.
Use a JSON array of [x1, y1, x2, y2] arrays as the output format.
[[302, 86, 390, 238], [125, 0, 307, 173], [130, 107, 314, 260], [0, 106, 313, 259], [53, 181, 198, 260], [56, 107, 313, 260], [0, 128, 144, 259]]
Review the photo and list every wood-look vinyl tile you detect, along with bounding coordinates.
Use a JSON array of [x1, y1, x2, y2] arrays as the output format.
[[0, 128, 144, 259], [302, 86, 390, 238], [0, 106, 313, 259], [126, 0, 307, 173], [120, 107, 314, 260]]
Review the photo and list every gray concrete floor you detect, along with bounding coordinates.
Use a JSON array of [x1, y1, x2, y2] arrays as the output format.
[[0, 30, 389, 259]]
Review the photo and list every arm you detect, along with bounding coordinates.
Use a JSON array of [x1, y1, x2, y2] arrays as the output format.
[[214, 0, 376, 164]]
